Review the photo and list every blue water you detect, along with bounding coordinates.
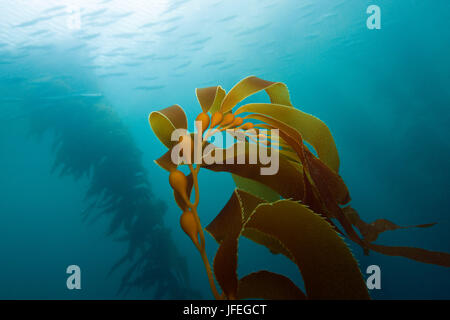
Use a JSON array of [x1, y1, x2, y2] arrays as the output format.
[[0, 0, 449, 299]]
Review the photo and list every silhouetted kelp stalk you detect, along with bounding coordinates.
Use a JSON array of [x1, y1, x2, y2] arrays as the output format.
[[149, 76, 450, 300], [21, 80, 197, 298]]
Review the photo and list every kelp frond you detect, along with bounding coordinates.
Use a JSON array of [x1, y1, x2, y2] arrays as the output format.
[[149, 76, 450, 300]]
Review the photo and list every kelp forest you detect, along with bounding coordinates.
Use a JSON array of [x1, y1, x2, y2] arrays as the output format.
[[0, 50, 197, 299]]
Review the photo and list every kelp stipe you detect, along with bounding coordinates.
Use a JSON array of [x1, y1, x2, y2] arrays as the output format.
[[21, 78, 198, 298], [149, 76, 450, 300]]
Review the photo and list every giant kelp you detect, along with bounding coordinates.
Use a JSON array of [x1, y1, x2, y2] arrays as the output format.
[[8, 74, 197, 298], [149, 76, 450, 299]]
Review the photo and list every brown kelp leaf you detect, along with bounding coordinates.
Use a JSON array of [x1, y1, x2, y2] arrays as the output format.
[[232, 174, 280, 203], [241, 228, 293, 259], [149, 105, 187, 148], [237, 270, 306, 300], [220, 76, 293, 113], [245, 200, 370, 299], [257, 123, 347, 224], [343, 206, 437, 242], [236, 103, 340, 172], [206, 190, 242, 243], [279, 149, 302, 163], [213, 237, 239, 298], [206, 189, 289, 258], [154, 149, 177, 172], [368, 243, 450, 267], [203, 143, 305, 201], [206, 188, 265, 241], [236, 190, 291, 257], [256, 124, 344, 236], [210, 190, 243, 298], [303, 151, 365, 250], [196, 86, 226, 113], [304, 149, 350, 205], [236, 188, 267, 222]]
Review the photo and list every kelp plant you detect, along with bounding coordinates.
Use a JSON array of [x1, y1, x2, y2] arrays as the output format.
[[148, 76, 450, 300]]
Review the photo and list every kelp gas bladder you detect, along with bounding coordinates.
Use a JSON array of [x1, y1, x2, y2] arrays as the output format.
[[149, 76, 450, 300]]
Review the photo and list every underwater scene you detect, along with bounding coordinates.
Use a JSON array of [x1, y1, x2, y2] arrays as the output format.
[[0, 0, 449, 301]]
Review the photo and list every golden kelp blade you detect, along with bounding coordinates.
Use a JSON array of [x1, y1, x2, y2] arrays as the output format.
[[245, 200, 370, 300], [236, 103, 340, 172], [241, 228, 293, 259], [149, 105, 187, 148], [196, 86, 226, 114], [206, 190, 243, 243], [208, 190, 298, 299], [343, 206, 436, 242], [154, 149, 177, 172], [232, 174, 280, 202], [368, 243, 450, 267], [202, 143, 305, 200], [210, 190, 243, 298], [237, 271, 306, 300], [220, 76, 293, 113], [207, 189, 293, 260]]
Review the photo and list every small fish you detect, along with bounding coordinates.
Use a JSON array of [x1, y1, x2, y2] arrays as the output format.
[[123, 62, 142, 67], [39, 93, 101, 101], [66, 44, 87, 51], [161, 16, 183, 24], [156, 26, 178, 35], [78, 93, 103, 98], [29, 30, 50, 36], [110, 11, 134, 19], [218, 15, 237, 23], [48, 11, 69, 18], [0, 97, 24, 102], [83, 9, 108, 18], [29, 76, 53, 83], [174, 61, 191, 70], [202, 59, 226, 68], [181, 33, 196, 39], [113, 32, 139, 39], [0, 76, 27, 83], [81, 65, 102, 70], [86, 20, 115, 27], [98, 72, 127, 78], [21, 44, 54, 51], [43, 5, 66, 14], [189, 37, 212, 46], [153, 54, 177, 61], [15, 16, 53, 28], [80, 33, 101, 40], [185, 45, 204, 52], [136, 54, 156, 60], [142, 76, 158, 81], [134, 85, 165, 91], [142, 22, 157, 28], [217, 63, 235, 71], [235, 23, 271, 37]]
